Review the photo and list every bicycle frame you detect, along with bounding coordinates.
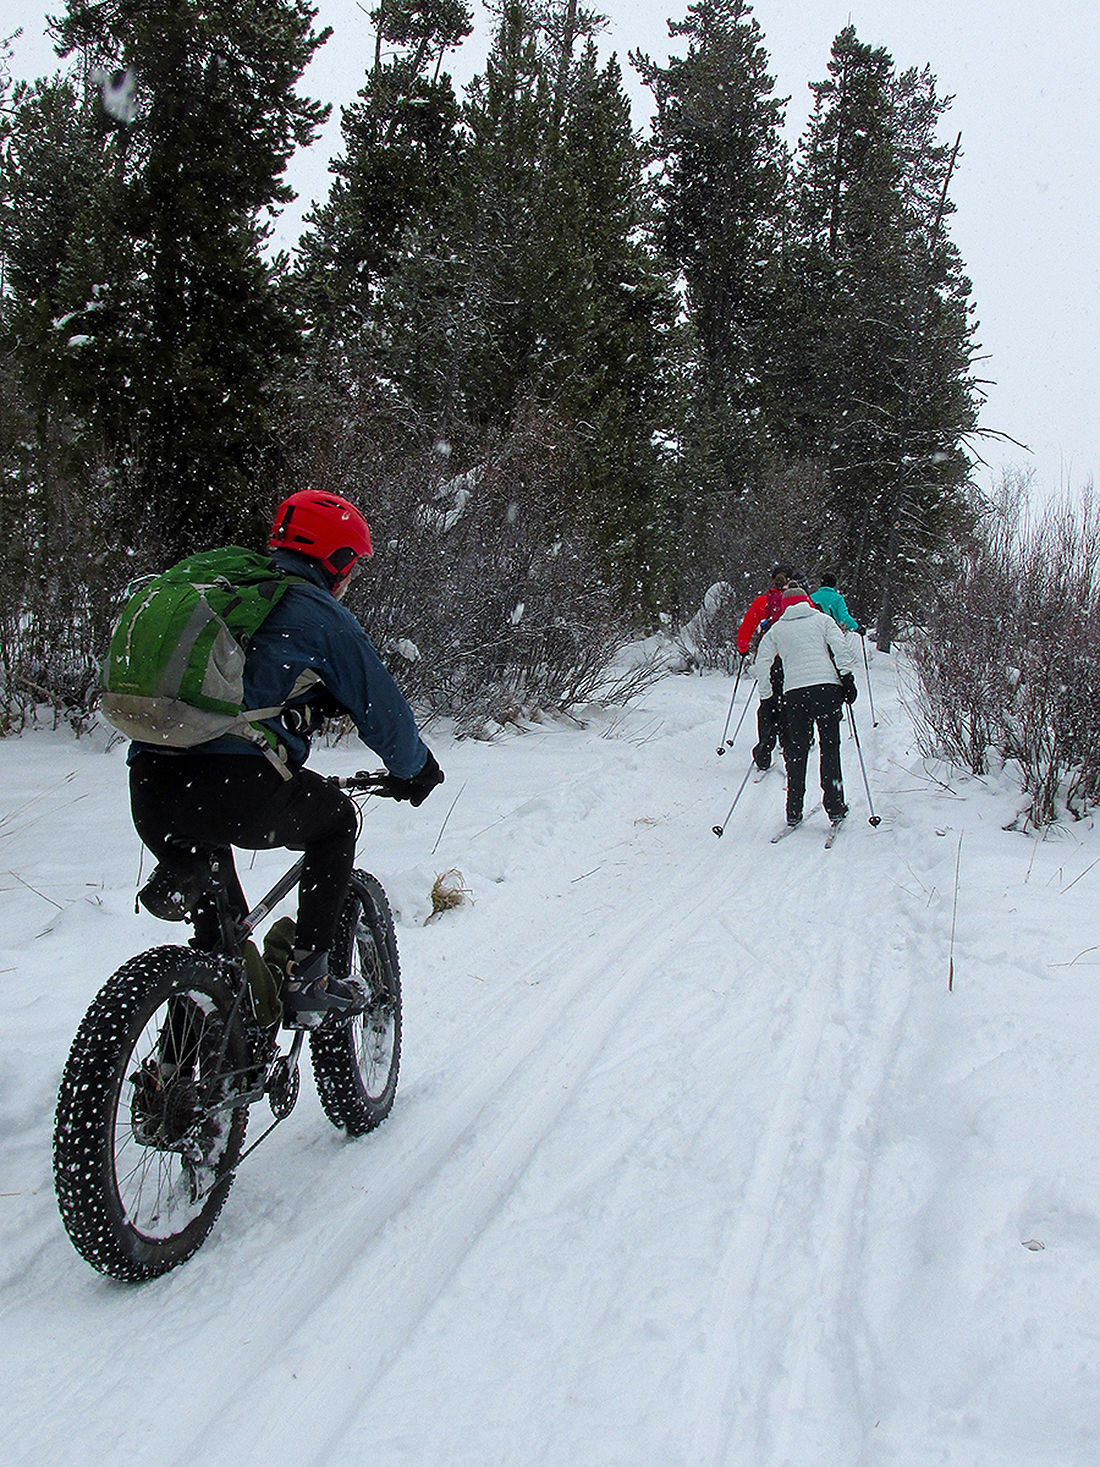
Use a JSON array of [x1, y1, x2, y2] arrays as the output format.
[[241, 856, 305, 939], [191, 772, 392, 1116], [204, 769, 390, 957]]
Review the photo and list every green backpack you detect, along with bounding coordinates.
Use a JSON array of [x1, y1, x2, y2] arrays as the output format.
[[100, 547, 300, 764]]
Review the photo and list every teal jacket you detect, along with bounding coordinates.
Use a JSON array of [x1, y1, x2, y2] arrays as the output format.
[[811, 585, 858, 632]]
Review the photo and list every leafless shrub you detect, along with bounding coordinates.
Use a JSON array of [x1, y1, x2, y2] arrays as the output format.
[[667, 458, 849, 670], [294, 391, 663, 733], [0, 389, 125, 733], [906, 487, 1015, 774], [908, 472, 1100, 826], [1003, 489, 1100, 824]]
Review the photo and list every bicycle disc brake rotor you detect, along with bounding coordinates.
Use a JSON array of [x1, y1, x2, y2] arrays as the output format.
[[117, 998, 239, 1233], [266, 1055, 300, 1120]]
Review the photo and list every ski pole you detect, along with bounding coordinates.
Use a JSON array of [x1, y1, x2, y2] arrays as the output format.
[[861, 631, 878, 727], [846, 704, 881, 826], [712, 758, 756, 838], [716, 656, 745, 755], [721, 688, 755, 759]]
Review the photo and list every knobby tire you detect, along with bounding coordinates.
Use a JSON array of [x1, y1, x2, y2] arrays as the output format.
[[310, 871, 402, 1137], [53, 946, 250, 1281]]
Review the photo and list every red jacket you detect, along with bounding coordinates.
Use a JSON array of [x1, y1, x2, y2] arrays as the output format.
[[736, 589, 812, 656]]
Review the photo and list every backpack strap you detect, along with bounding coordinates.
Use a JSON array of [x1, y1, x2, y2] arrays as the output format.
[[231, 708, 296, 780]]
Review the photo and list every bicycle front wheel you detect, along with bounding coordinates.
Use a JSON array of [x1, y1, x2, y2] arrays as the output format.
[[53, 946, 250, 1281], [311, 871, 402, 1137]]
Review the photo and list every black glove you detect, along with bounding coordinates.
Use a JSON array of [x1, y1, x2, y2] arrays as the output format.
[[839, 672, 858, 705], [384, 748, 444, 807]]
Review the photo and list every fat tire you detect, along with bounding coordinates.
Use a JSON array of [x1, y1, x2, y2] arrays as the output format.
[[53, 946, 249, 1281], [310, 871, 402, 1138]]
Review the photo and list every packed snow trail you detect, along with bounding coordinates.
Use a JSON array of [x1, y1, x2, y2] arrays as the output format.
[[3, 648, 1100, 1466]]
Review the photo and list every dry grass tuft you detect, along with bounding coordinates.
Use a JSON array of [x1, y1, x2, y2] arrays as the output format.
[[427, 869, 473, 923]]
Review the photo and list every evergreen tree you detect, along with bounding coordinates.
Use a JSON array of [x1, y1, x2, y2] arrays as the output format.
[[454, 0, 559, 433], [792, 26, 980, 641], [292, 0, 471, 419], [0, 73, 129, 463], [454, 1, 674, 598], [634, 0, 791, 500], [47, 0, 331, 562], [0, 70, 132, 717]]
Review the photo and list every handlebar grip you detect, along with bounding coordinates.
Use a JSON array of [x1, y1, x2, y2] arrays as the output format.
[[335, 770, 393, 793]]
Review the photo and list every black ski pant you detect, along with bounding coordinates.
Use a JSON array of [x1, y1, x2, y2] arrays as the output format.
[[752, 694, 785, 770], [130, 752, 358, 955], [781, 683, 847, 824]]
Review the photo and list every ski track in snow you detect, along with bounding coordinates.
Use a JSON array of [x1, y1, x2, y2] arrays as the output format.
[[3, 651, 1100, 1466], [684, 854, 920, 1466]]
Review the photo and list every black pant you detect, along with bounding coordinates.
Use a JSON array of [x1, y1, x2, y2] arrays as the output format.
[[781, 683, 846, 823], [130, 752, 358, 953], [753, 695, 785, 769]]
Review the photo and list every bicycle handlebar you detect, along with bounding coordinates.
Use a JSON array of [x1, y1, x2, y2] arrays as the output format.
[[334, 770, 399, 796]]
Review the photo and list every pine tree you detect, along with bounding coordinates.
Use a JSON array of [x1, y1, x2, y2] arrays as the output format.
[[792, 27, 980, 641], [543, 42, 675, 598], [453, 1, 674, 597], [292, 0, 471, 417], [634, 0, 791, 499], [48, 0, 331, 562]]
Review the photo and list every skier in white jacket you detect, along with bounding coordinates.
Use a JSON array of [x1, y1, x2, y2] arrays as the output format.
[[753, 589, 858, 828]]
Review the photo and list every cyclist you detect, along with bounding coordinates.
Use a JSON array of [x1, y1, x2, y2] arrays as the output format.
[[128, 489, 443, 1027]]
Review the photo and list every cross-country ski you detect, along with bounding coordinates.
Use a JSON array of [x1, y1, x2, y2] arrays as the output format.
[[770, 819, 802, 842]]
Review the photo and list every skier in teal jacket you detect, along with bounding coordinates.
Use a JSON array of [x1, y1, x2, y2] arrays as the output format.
[[811, 574, 859, 632]]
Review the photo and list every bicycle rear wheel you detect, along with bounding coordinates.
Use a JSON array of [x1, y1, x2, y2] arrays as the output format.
[[53, 946, 250, 1280], [310, 871, 402, 1137]]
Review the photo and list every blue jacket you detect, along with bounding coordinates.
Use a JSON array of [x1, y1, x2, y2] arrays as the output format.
[[810, 585, 858, 632], [131, 550, 429, 777]]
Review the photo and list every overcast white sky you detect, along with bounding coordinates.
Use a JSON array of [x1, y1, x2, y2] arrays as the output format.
[[7, 0, 1098, 500]]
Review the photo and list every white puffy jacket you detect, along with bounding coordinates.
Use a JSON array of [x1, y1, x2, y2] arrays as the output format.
[[753, 599, 856, 695]]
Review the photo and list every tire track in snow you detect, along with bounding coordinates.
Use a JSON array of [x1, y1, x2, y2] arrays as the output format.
[[179, 840, 743, 1466]]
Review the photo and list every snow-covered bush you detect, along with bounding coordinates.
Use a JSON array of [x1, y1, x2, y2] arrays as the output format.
[[674, 581, 739, 672]]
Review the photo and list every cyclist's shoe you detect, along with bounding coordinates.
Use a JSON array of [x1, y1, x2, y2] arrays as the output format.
[[138, 856, 210, 922], [281, 951, 367, 1029]]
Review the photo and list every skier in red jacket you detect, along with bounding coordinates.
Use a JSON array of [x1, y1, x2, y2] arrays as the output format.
[[737, 564, 796, 656], [735, 564, 807, 771]]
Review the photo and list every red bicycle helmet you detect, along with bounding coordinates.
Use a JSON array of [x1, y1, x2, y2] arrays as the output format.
[[269, 490, 373, 582]]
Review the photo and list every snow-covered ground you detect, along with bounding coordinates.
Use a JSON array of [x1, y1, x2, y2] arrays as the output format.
[[3, 646, 1099, 1466]]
